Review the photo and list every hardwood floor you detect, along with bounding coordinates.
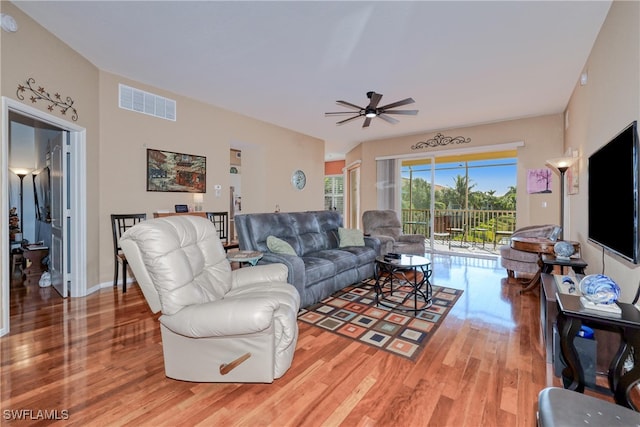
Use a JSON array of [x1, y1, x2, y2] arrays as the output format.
[[0, 255, 600, 426]]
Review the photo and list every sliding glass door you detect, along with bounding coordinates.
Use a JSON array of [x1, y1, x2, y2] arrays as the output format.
[[401, 152, 517, 255]]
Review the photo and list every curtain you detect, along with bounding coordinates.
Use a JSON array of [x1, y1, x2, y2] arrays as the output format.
[[376, 159, 398, 210]]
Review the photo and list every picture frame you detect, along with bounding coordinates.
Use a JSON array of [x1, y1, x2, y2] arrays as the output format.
[[567, 158, 579, 195], [174, 204, 189, 213], [147, 148, 206, 193], [527, 168, 552, 194], [549, 226, 562, 242]]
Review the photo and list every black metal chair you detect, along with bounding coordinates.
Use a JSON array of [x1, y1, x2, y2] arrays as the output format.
[[111, 213, 146, 292], [206, 212, 239, 252]]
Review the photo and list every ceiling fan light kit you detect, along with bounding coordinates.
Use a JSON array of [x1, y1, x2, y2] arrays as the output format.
[[325, 91, 418, 128]]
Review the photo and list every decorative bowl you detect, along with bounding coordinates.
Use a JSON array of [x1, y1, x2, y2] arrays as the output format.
[[554, 241, 575, 258], [578, 274, 620, 304]]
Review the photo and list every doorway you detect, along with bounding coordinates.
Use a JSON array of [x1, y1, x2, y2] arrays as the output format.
[[347, 163, 360, 228], [1, 97, 87, 337]]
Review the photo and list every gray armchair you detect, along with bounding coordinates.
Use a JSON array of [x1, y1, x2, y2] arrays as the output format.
[[499, 224, 558, 283], [362, 210, 425, 256]]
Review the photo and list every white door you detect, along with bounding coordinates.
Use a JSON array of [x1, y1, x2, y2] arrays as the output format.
[[50, 132, 69, 297]]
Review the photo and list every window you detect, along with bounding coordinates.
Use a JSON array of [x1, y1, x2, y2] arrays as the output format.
[[324, 176, 344, 212]]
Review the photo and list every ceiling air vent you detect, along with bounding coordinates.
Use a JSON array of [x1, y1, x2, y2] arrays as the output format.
[[119, 84, 176, 121]]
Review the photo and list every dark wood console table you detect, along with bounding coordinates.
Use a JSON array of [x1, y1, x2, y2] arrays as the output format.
[[556, 292, 640, 409]]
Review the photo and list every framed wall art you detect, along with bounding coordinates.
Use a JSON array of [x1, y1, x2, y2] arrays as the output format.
[[527, 168, 552, 194], [147, 149, 206, 193]]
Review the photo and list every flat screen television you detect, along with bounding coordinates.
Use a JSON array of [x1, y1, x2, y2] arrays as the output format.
[[588, 121, 639, 263]]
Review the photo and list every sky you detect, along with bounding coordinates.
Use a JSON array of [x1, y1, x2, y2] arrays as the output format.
[[401, 158, 516, 196]]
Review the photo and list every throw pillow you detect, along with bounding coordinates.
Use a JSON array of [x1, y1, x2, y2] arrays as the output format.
[[339, 227, 365, 247], [266, 235, 297, 255]]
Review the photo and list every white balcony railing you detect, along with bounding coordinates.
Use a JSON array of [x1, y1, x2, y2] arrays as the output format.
[[401, 208, 516, 254]]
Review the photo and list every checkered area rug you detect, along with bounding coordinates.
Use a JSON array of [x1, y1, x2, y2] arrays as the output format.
[[298, 278, 463, 361]]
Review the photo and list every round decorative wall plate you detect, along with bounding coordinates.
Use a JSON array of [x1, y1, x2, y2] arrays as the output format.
[[292, 169, 306, 190]]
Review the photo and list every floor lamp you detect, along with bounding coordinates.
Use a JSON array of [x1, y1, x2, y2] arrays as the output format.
[[546, 157, 577, 241], [9, 167, 34, 242]]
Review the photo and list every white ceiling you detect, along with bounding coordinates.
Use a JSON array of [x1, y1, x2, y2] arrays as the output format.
[[12, 1, 611, 160]]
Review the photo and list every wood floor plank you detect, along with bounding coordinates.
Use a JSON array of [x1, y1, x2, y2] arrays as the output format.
[[3, 255, 618, 426]]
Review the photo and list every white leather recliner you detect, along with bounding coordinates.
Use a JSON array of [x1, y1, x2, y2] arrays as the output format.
[[120, 215, 300, 383]]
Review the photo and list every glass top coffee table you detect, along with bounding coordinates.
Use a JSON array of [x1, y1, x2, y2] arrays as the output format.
[[374, 254, 432, 312]]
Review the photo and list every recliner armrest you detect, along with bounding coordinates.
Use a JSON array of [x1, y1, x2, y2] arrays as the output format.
[[398, 234, 425, 243], [363, 236, 380, 254], [253, 253, 306, 288], [159, 296, 280, 338], [232, 263, 288, 288]]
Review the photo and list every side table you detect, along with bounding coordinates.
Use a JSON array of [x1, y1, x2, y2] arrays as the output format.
[[541, 254, 587, 275], [556, 292, 640, 409], [510, 237, 580, 293], [226, 250, 263, 267]]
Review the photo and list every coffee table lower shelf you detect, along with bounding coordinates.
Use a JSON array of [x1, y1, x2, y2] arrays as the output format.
[[374, 255, 433, 313]]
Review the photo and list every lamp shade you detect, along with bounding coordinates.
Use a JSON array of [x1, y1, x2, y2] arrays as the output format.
[[546, 157, 576, 172], [9, 167, 34, 177]]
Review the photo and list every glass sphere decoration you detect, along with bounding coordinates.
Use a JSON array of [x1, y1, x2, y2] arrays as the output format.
[[553, 241, 575, 259], [579, 274, 620, 305]]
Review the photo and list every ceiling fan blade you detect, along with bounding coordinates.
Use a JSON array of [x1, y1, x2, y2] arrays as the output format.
[[377, 114, 399, 125], [367, 92, 383, 109], [336, 100, 364, 110], [382, 109, 419, 115], [325, 111, 362, 116], [379, 97, 415, 110], [336, 115, 363, 125], [362, 116, 373, 128]]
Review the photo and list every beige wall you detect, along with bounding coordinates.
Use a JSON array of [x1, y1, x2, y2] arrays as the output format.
[[564, 0, 640, 301], [346, 114, 566, 228], [98, 72, 324, 285], [0, 0, 325, 331], [1, 2, 101, 306]]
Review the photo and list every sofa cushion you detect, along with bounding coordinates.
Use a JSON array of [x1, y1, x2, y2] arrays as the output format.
[[338, 227, 365, 247], [267, 235, 297, 256], [338, 245, 377, 266], [307, 249, 358, 274], [299, 256, 336, 286], [291, 212, 331, 255], [242, 213, 302, 254]]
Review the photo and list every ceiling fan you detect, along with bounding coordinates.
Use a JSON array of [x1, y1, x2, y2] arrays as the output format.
[[325, 91, 418, 128]]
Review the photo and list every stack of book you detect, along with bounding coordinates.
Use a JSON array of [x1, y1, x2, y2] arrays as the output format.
[[579, 296, 622, 317]]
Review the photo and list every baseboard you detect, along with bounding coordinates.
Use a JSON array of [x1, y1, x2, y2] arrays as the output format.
[[89, 279, 136, 295]]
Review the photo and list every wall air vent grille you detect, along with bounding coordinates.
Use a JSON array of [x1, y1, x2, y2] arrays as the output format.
[[119, 84, 176, 121]]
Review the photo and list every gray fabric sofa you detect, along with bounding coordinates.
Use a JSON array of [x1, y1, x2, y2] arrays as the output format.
[[235, 210, 379, 308]]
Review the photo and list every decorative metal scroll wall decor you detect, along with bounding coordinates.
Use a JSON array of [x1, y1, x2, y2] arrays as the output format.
[[411, 133, 471, 150], [17, 78, 78, 121]]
